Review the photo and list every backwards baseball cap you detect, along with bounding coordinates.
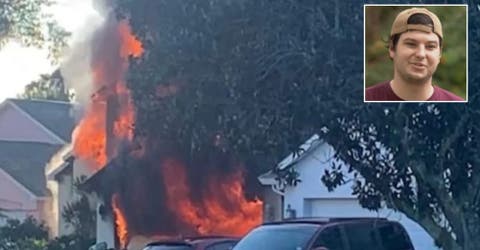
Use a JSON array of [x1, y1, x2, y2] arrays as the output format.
[[390, 7, 443, 39]]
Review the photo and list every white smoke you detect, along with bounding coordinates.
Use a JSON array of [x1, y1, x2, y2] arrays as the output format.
[[58, 0, 107, 117]]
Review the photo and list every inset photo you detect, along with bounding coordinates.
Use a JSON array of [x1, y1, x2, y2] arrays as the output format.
[[364, 5, 467, 102]]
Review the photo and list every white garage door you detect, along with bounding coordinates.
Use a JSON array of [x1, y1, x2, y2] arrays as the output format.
[[304, 198, 439, 250]]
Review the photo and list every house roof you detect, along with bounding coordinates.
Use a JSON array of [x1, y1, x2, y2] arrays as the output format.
[[0, 141, 62, 197], [258, 134, 324, 186], [277, 134, 322, 170], [8, 98, 76, 142]]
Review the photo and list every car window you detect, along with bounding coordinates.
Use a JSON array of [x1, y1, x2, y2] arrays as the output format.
[[233, 224, 319, 250], [312, 226, 346, 250], [143, 245, 193, 250], [377, 223, 414, 250], [343, 222, 382, 250], [205, 241, 237, 250]]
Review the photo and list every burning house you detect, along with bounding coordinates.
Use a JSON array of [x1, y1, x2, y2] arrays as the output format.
[[53, 5, 262, 250]]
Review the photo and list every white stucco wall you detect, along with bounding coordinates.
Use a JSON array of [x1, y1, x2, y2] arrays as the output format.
[[280, 142, 439, 250], [45, 146, 75, 237], [0, 102, 62, 144], [96, 200, 115, 249], [283, 142, 354, 215], [0, 169, 40, 224], [46, 173, 75, 237]]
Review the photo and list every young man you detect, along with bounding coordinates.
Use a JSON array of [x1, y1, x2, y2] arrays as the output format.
[[365, 7, 464, 101]]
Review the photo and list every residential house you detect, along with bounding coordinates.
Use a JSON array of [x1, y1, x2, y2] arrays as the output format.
[[0, 98, 76, 238], [258, 134, 439, 250]]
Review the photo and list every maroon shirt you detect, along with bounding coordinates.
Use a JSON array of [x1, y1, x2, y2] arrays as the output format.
[[365, 81, 464, 101]]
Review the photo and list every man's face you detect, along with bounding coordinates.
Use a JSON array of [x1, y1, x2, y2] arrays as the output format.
[[390, 30, 441, 84]]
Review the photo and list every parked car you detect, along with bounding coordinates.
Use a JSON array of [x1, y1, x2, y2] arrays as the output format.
[[232, 217, 415, 250], [143, 236, 240, 250]]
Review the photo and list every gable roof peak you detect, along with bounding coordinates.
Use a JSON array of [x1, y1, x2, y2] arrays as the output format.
[[4, 98, 77, 142]]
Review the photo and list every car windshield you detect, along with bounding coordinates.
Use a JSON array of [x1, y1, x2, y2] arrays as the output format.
[[233, 224, 319, 250]]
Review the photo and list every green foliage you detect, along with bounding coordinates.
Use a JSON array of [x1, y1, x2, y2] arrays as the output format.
[[45, 234, 95, 250], [0, 211, 94, 250], [61, 176, 96, 239], [18, 69, 73, 102], [365, 5, 467, 99], [116, 0, 480, 249], [0, 216, 49, 250], [61, 196, 96, 238], [117, 0, 363, 193], [0, 0, 70, 62]]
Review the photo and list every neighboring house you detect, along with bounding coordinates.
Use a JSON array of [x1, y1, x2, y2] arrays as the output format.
[[0, 98, 75, 144], [0, 98, 76, 237], [258, 134, 439, 250], [0, 141, 61, 224]]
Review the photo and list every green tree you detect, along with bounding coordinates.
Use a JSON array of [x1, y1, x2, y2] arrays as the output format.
[[115, 0, 480, 249], [0, 216, 49, 250], [19, 69, 73, 102], [61, 177, 95, 238], [0, 0, 69, 61]]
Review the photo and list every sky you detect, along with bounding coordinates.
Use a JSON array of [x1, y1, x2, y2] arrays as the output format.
[[0, 0, 98, 102]]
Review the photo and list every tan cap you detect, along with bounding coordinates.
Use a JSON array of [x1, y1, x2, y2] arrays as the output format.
[[390, 7, 443, 39]]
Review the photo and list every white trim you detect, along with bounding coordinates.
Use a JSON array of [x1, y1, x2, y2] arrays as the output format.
[[45, 146, 74, 180], [6, 100, 66, 144], [258, 171, 277, 186], [277, 134, 322, 170], [62, 148, 73, 161], [0, 207, 38, 212], [46, 161, 72, 181], [0, 168, 40, 199]]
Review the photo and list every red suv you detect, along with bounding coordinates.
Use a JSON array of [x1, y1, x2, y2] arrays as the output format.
[[233, 217, 415, 250], [143, 236, 239, 250]]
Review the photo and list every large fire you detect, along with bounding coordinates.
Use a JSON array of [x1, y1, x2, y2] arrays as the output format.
[[72, 15, 262, 250], [162, 159, 262, 236], [72, 20, 142, 169]]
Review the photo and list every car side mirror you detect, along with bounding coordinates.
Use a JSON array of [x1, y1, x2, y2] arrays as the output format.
[[312, 247, 329, 250]]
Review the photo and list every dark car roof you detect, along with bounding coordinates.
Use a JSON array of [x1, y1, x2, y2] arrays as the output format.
[[145, 241, 193, 247], [145, 236, 239, 249], [263, 217, 388, 226], [189, 236, 239, 249], [186, 235, 239, 242]]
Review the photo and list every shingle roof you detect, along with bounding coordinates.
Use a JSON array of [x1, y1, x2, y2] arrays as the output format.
[[8, 98, 76, 142], [0, 141, 62, 196]]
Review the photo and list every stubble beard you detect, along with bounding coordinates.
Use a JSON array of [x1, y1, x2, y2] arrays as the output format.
[[396, 64, 436, 85]]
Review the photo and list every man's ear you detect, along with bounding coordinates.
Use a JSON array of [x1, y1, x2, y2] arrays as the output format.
[[389, 46, 395, 60]]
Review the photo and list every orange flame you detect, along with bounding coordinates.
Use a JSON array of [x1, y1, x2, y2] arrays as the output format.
[[72, 18, 143, 248], [71, 16, 261, 247], [162, 159, 263, 236], [118, 21, 143, 58], [73, 19, 143, 170], [112, 194, 129, 249]]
